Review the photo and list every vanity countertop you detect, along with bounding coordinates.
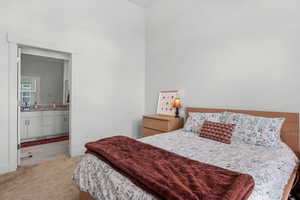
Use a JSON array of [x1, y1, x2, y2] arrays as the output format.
[[21, 105, 69, 112]]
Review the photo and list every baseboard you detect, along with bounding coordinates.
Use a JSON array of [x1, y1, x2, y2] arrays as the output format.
[[0, 164, 16, 175], [70, 146, 85, 157]]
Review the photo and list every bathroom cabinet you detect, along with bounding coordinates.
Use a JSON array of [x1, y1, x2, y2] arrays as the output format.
[[20, 111, 69, 141]]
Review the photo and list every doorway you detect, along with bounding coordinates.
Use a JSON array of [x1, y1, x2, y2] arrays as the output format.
[[17, 46, 72, 166]]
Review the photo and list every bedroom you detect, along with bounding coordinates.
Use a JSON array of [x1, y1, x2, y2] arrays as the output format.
[[0, 0, 300, 200]]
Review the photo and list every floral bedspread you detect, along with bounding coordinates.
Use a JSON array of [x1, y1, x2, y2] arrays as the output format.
[[73, 130, 298, 200]]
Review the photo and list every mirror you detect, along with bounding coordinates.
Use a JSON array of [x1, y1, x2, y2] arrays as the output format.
[[21, 54, 65, 106]]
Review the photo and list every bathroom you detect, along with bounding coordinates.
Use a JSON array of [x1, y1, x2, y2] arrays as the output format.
[[19, 51, 70, 166]]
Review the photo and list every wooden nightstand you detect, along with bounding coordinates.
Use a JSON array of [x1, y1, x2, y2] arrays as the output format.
[[143, 114, 184, 137]]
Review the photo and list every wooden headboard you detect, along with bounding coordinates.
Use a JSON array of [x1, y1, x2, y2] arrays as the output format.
[[186, 107, 300, 159]]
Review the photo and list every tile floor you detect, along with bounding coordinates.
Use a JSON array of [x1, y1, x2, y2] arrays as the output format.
[[20, 140, 69, 166]]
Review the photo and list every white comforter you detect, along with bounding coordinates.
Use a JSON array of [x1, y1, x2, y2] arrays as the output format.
[[73, 130, 298, 200]]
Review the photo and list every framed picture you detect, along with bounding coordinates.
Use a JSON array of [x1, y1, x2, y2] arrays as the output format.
[[157, 90, 178, 116]]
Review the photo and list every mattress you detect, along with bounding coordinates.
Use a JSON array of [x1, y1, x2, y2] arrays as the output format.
[[73, 129, 298, 200]]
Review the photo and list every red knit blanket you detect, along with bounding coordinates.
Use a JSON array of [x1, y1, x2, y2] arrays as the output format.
[[86, 136, 255, 200]]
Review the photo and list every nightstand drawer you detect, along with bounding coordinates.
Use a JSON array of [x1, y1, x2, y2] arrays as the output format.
[[143, 128, 164, 137], [142, 114, 183, 138], [143, 118, 169, 131]]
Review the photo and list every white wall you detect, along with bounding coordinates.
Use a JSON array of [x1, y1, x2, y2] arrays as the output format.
[[146, 0, 300, 115], [0, 0, 145, 173], [22, 54, 64, 105], [0, 32, 9, 174]]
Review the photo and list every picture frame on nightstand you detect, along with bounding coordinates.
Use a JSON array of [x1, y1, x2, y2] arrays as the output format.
[[156, 90, 178, 116]]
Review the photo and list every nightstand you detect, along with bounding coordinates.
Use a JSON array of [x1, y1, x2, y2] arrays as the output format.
[[143, 114, 184, 137]]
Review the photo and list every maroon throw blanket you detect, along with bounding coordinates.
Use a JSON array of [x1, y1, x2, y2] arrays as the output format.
[[86, 136, 255, 200]]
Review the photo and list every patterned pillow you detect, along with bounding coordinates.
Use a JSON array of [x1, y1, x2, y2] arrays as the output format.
[[183, 112, 225, 133], [199, 120, 236, 144], [223, 112, 285, 147]]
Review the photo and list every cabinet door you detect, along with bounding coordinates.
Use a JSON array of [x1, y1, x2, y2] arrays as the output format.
[[63, 115, 69, 133], [55, 115, 65, 134], [27, 117, 42, 139], [20, 118, 28, 140], [42, 116, 56, 136]]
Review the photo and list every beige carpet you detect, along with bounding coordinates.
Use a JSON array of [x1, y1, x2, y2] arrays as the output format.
[[0, 156, 82, 200]]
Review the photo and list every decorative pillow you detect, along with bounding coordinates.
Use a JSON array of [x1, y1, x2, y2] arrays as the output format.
[[223, 112, 285, 147], [199, 120, 236, 144], [183, 112, 226, 133]]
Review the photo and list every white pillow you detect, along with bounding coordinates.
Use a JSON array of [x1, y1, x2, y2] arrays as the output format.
[[183, 112, 225, 133], [223, 112, 285, 147]]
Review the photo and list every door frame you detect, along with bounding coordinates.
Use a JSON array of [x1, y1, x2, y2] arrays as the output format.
[[8, 33, 75, 171]]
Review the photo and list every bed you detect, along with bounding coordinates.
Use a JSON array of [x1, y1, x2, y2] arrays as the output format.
[[74, 107, 299, 200]]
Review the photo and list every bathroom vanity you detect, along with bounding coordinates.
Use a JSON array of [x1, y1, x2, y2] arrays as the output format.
[[20, 108, 69, 142]]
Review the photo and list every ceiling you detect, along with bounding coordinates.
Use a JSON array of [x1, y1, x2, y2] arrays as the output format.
[[127, 0, 152, 7]]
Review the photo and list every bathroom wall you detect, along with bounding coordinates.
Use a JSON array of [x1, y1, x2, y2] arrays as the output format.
[[21, 54, 64, 105]]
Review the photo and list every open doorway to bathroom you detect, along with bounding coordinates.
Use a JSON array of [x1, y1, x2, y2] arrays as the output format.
[[18, 47, 71, 166]]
